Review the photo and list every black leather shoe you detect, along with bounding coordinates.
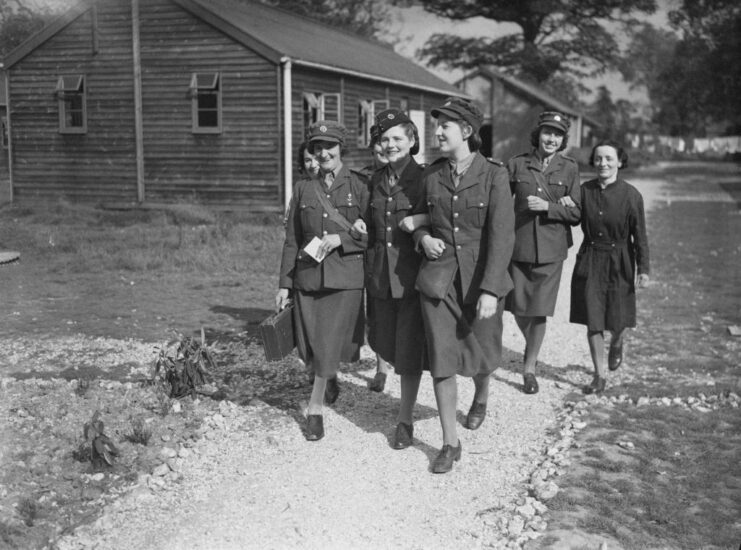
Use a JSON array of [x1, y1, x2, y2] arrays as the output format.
[[582, 376, 607, 395], [465, 401, 487, 430], [392, 422, 413, 449], [305, 415, 324, 441], [432, 442, 462, 474], [608, 341, 623, 371], [369, 372, 387, 393], [523, 373, 539, 394], [324, 376, 340, 404]]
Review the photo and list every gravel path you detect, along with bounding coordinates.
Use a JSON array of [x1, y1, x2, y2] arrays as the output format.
[[49, 174, 700, 550]]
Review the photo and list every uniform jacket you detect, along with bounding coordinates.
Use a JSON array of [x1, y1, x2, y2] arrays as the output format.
[[366, 160, 425, 299], [507, 151, 581, 264], [413, 152, 515, 304], [279, 165, 369, 291]]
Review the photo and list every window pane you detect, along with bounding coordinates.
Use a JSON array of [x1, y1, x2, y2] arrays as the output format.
[[198, 92, 218, 110], [198, 110, 219, 127], [65, 95, 84, 127]]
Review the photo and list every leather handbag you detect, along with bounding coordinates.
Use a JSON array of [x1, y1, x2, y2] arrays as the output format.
[[259, 304, 296, 361]]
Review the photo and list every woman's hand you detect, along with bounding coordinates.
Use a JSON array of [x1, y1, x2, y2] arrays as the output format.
[[527, 195, 549, 212], [350, 219, 367, 239], [399, 213, 430, 233], [476, 292, 498, 320], [558, 196, 576, 208], [636, 273, 650, 288], [275, 288, 290, 312], [420, 235, 445, 260], [319, 234, 342, 256]]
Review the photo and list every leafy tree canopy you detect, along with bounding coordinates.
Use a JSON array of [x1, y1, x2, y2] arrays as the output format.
[[416, 0, 657, 100], [257, 0, 398, 40], [0, 0, 53, 58]]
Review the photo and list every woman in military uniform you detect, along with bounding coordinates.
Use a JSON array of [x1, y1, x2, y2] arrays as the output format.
[[276, 121, 369, 441], [570, 140, 650, 394], [506, 111, 581, 395], [413, 98, 515, 473], [354, 109, 427, 449]]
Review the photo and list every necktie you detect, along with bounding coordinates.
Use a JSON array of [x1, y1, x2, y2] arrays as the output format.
[[323, 171, 335, 189], [388, 172, 397, 188]]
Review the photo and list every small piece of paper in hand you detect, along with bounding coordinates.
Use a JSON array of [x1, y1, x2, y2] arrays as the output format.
[[303, 236, 327, 263], [728, 325, 741, 337]]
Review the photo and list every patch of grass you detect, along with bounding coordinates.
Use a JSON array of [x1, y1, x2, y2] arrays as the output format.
[[124, 418, 152, 446], [17, 497, 38, 527]]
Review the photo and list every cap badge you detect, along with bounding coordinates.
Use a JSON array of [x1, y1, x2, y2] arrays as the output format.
[[319, 125, 327, 133], [554, 115, 561, 122], [387, 113, 395, 119], [347, 193, 353, 204], [444, 101, 451, 106]]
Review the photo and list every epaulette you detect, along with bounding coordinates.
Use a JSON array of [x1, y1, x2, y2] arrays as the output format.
[[350, 168, 370, 181], [486, 157, 504, 166]]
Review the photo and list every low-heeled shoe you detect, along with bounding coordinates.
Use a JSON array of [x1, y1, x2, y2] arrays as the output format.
[[324, 376, 340, 404], [608, 341, 623, 371], [523, 372, 539, 395], [305, 414, 324, 441], [392, 422, 413, 450], [432, 442, 462, 474], [582, 376, 607, 395], [465, 401, 487, 430], [369, 372, 387, 393]]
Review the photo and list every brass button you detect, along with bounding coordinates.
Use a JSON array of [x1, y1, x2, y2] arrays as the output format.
[[454, 227, 459, 232], [453, 212, 459, 218], [322, 213, 328, 218], [453, 195, 458, 201]]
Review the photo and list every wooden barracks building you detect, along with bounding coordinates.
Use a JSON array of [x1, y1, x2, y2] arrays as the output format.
[[0, 0, 462, 210]]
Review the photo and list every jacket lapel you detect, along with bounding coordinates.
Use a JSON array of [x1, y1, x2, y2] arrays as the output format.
[[455, 153, 488, 194]]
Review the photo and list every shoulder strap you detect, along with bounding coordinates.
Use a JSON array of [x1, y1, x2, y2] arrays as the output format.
[[313, 184, 354, 232]]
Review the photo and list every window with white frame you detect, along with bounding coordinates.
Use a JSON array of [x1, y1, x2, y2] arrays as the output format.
[[1, 116, 8, 149], [357, 99, 389, 147], [303, 92, 341, 134], [190, 72, 221, 133], [56, 75, 87, 134]]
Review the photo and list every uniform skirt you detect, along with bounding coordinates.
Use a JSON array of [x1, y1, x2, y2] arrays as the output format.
[[420, 272, 503, 378], [570, 246, 636, 332], [294, 288, 364, 378], [505, 260, 563, 317], [368, 293, 426, 376]]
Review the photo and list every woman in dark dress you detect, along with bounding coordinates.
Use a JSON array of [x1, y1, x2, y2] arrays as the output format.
[[506, 111, 581, 395], [570, 140, 650, 394], [276, 121, 369, 440], [413, 98, 514, 473], [354, 109, 427, 449]]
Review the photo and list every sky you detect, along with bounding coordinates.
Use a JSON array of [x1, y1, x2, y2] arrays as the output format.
[[382, 1, 677, 107]]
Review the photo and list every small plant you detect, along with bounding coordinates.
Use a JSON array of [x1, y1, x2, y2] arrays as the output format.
[[75, 376, 91, 397], [124, 418, 152, 445], [17, 497, 38, 527], [82, 410, 119, 467], [153, 328, 216, 398]]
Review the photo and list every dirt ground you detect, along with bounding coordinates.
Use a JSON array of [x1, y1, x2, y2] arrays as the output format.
[[1, 161, 740, 549]]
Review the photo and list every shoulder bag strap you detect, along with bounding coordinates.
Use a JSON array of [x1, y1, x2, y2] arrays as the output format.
[[313, 184, 354, 232]]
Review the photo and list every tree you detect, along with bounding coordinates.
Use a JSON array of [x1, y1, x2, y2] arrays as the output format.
[[256, 0, 397, 40], [645, 0, 741, 136], [0, 0, 53, 58], [415, 0, 658, 101]]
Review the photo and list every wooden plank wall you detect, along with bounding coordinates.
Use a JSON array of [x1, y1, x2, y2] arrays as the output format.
[[8, 0, 138, 202], [291, 67, 449, 176], [138, 0, 280, 209]]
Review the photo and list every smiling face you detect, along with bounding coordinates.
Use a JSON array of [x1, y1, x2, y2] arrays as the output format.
[[592, 145, 622, 183], [311, 140, 342, 174], [434, 114, 470, 157], [302, 148, 320, 177], [372, 140, 389, 168], [381, 125, 415, 165], [537, 126, 565, 157]]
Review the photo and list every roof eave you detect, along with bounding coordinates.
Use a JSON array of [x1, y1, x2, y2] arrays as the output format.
[[173, 0, 283, 64]]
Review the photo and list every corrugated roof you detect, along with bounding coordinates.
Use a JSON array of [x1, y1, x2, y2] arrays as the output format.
[[458, 68, 600, 127], [176, 0, 461, 96]]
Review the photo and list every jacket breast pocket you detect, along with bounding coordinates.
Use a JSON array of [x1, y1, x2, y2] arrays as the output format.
[[547, 179, 567, 200], [466, 196, 487, 227], [299, 201, 319, 229], [337, 199, 359, 224]]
